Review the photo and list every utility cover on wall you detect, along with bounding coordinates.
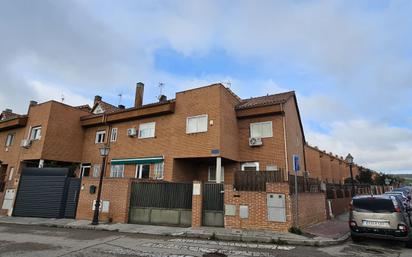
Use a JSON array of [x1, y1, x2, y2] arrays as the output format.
[[225, 204, 236, 216], [239, 205, 249, 219]]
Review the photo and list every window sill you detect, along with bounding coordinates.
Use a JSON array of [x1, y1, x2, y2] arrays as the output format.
[[186, 131, 208, 135], [138, 136, 156, 140]]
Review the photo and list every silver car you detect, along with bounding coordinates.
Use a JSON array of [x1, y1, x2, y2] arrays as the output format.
[[349, 195, 412, 247]]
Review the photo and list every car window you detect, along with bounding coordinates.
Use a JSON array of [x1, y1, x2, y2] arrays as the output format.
[[353, 198, 396, 213]]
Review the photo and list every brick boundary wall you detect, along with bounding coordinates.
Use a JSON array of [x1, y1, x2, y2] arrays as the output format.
[[76, 178, 132, 223], [224, 182, 292, 232], [292, 192, 327, 228], [191, 181, 202, 228], [326, 197, 351, 219]]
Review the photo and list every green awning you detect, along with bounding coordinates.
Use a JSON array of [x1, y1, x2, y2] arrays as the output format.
[[110, 156, 164, 165]]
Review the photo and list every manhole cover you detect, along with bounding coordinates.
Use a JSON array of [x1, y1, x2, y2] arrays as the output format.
[[203, 253, 227, 257]]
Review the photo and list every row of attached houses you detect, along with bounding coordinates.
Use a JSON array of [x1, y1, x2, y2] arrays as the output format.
[[0, 83, 369, 231]]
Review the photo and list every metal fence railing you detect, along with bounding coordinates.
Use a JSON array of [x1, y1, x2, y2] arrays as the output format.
[[130, 181, 193, 209], [289, 175, 322, 193]]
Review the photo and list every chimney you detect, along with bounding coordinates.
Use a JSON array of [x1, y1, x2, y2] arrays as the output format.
[[29, 101, 38, 106], [118, 104, 125, 109], [94, 95, 102, 105], [135, 82, 144, 108], [158, 95, 167, 102]]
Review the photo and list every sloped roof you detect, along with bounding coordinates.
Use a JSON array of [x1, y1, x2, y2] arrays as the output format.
[[235, 91, 295, 110], [0, 110, 20, 122], [75, 104, 92, 112], [91, 101, 119, 114]]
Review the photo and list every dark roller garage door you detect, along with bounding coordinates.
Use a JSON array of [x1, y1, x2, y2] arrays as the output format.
[[13, 167, 80, 219]]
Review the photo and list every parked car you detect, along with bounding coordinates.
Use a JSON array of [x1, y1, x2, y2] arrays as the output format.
[[349, 195, 412, 247], [384, 191, 410, 206], [393, 187, 412, 199]]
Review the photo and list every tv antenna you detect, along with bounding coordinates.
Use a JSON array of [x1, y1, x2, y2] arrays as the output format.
[[118, 93, 122, 105], [61, 94, 65, 103], [157, 82, 165, 100], [225, 81, 232, 88]]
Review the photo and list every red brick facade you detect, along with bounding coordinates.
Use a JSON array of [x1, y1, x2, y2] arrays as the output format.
[[305, 144, 361, 183], [292, 193, 327, 228], [0, 83, 375, 231], [76, 178, 132, 223]]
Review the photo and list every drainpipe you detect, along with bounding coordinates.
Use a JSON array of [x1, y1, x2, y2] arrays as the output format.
[[281, 104, 289, 181], [216, 157, 222, 183]]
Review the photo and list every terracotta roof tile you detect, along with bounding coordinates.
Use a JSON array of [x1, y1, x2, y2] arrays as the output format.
[[76, 104, 92, 112], [91, 100, 120, 114], [0, 110, 20, 121], [236, 91, 295, 110]]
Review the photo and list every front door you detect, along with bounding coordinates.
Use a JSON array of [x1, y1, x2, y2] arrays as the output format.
[[135, 164, 150, 179], [0, 165, 7, 192]]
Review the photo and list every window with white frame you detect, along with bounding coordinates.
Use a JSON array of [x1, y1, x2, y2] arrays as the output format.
[[186, 114, 208, 134], [110, 128, 118, 142], [92, 165, 100, 177], [241, 162, 259, 171], [30, 126, 42, 140], [154, 162, 164, 180], [5, 133, 14, 146], [95, 130, 106, 144], [138, 122, 155, 139], [81, 164, 91, 177], [250, 121, 273, 138], [208, 166, 225, 182], [110, 164, 124, 178], [135, 164, 150, 179]]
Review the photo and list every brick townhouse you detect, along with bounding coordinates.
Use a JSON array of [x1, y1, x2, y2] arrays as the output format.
[[0, 82, 367, 231], [78, 83, 304, 184]]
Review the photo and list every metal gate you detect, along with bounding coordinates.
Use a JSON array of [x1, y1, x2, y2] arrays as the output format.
[[13, 168, 80, 219], [129, 182, 193, 226], [202, 183, 224, 227], [64, 178, 81, 218]]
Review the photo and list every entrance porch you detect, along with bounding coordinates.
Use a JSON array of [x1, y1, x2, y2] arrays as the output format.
[[172, 157, 238, 184]]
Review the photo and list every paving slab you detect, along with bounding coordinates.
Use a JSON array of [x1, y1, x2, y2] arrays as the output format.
[[0, 215, 348, 246], [304, 213, 349, 240]]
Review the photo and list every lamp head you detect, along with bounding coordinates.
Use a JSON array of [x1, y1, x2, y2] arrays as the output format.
[[345, 153, 354, 165], [99, 145, 110, 157]]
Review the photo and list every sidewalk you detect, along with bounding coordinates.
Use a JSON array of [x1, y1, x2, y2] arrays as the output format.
[[0, 215, 349, 246], [303, 213, 349, 241]]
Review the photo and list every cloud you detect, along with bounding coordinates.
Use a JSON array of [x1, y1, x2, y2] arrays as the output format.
[[0, 0, 411, 173], [29, 80, 92, 107], [306, 120, 412, 173], [0, 0, 138, 113]]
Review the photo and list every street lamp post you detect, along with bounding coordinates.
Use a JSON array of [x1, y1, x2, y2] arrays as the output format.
[[345, 153, 355, 197], [91, 144, 110, 225]]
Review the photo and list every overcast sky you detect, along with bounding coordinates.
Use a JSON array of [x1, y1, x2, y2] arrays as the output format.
[[1, 0, 411, 174]]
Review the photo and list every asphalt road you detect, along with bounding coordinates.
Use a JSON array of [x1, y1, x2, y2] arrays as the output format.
[[0, 224, 410, 257]]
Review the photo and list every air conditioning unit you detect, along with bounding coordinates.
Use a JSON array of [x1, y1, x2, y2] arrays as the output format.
[[249, 137, 263, 147], [127, 128, 137, 137], [20, 139, 31, 148]]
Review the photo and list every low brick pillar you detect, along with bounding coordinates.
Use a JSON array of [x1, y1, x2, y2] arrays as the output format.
[[191, 181, 202, 228]]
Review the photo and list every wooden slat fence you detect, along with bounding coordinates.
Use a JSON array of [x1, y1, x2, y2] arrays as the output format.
[[234, 170, 285, 191]]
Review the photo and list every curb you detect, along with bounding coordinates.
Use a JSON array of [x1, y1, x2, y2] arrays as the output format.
[[0, 220, 349, 247]]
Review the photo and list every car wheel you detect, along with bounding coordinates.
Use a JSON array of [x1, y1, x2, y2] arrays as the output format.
[[351, 234, 362, 243]]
